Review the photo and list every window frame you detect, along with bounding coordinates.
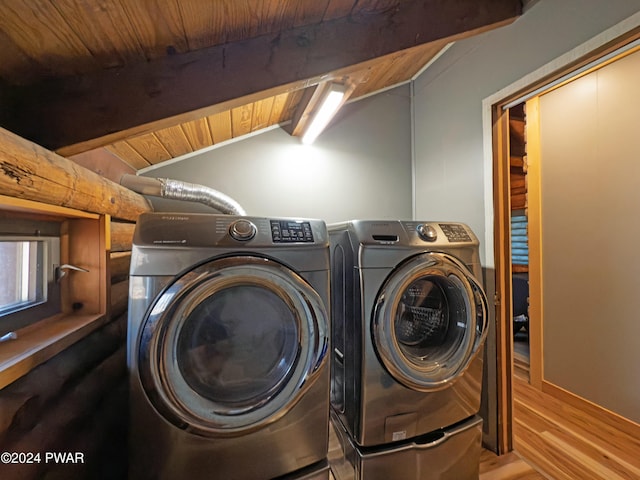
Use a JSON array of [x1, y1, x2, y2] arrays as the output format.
[[0, 195, 109, 390]]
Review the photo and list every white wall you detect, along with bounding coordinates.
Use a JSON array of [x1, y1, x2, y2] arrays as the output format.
[[142, 85, 412, 224], [412, 0, 640, 265]]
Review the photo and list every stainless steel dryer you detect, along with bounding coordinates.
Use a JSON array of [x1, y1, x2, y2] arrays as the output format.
[[127, 213, 331, 480], [329, 220, 488, 448]]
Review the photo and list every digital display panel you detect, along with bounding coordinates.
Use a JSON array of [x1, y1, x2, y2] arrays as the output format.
[[270, 220, 314, 243]]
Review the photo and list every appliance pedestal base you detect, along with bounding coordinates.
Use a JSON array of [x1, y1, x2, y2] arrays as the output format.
[[329, 412, 482, 480], [276, 458, 330, 480]]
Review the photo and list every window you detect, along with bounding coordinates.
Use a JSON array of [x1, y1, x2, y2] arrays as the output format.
[[0, 239, 46, 313], [0, 221, 61, 336]]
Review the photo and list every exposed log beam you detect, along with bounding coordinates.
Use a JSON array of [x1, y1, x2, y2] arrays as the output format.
[[0, 0, 521, 154], [0, 128, 152, 221]]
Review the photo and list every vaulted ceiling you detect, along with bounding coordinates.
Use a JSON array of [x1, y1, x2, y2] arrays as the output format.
[[0, 0, 521, 175]]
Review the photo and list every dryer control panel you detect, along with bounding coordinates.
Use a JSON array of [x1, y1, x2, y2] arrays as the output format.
[[270, 220, 314, 243], [132, 212, 325, 248], [438, 223, 472, 243]]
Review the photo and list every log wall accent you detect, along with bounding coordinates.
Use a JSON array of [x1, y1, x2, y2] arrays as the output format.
[[509, 105, 527, 211], [109, 220, 132, 319], [0, 232, 132, 479], [110, 221, 136, 252], [0, 130, 139, 478], [0, 313, 128, 480], [110, 252, 131, 285], [510, 104, 528, 274], [0, 128, 151, 221], [110, 281, 130, 320]]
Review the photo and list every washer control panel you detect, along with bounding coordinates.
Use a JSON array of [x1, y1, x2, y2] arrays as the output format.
[[270, 220, 314, 243], [439, 223, 472, 242]]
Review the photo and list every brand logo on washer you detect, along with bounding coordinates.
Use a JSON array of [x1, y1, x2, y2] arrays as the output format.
[[160, 215, 190, 221]]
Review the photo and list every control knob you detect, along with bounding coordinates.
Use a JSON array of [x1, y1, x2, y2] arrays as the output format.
[[229, 219, 257, 241], [416, 223, 437, 242]]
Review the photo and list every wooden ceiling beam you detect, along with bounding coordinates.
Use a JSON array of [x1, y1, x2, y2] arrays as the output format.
[[0, 0, 521, 154]]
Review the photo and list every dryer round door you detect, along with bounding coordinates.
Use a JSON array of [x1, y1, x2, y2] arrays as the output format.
[[137, 255, 329, 437], [372, 252, 488, 391]]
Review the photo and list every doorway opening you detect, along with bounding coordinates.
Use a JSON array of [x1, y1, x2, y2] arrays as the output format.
[[507, 102, 530, 382], [490, 24, 640, 455]]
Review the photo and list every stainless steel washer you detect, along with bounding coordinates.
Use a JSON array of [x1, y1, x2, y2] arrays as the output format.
[[128, 213, 330, 480], [328, 220, 488, 448]]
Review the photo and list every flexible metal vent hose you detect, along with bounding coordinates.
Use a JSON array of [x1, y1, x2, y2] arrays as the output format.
[[120, 174, 246, 215]]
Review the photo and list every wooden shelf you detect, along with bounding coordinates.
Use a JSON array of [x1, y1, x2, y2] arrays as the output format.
[[0, 313, 109, 389]]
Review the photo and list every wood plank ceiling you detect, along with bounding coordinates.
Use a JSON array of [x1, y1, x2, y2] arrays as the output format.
[[0, 0, 522, 174]]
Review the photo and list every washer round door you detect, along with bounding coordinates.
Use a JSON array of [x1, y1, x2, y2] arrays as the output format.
[[137, 255, 329, 437], [372, 252, 488, 391]]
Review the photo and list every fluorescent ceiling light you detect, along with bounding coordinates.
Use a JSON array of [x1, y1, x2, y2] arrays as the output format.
[[301, 83, 347, 145]]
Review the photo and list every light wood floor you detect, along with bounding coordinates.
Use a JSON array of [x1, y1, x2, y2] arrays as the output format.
[[479, 449, 544, 479], [513, 333, 530, 378], [512, 376, 640, 480], [510, 330, 640, 479]]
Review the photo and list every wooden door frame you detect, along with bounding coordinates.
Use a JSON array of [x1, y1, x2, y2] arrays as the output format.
[[489, 104, 514, 454], [482, 15, 640, 454]]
